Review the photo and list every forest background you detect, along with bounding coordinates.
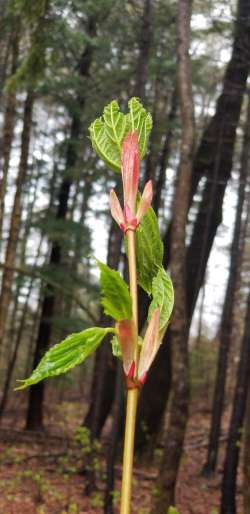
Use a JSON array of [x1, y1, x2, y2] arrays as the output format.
[[0, 0, 250, 513]]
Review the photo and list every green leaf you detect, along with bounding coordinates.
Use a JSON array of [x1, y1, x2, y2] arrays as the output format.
[[167, 508, 180, 514], [103, 100, 127, 147], [97, 260, 132, 321], [135, 206, 164, 294], [111, 335, 122, 359], [89, 102, 125, 172], [16, 327, 114, 390], [89, 98, 152, 171], [148, 267, 174, 330], [126, 97, 153, 159]]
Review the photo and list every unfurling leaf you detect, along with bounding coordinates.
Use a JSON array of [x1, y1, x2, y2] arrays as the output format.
[[89, 101, 126, 171], [97, 260, 132, 321], [148, 267, 174, 330], [137, 269, 173, 384], [126, 98, 153, 158], [89, 98, 152, 171], [16, 327, 114, 390], [116, 319, 136, 376], [138, 308, 161, 384], [136, 206, 163, 293]]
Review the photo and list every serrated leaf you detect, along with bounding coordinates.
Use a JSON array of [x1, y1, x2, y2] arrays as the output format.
[[16, 327, 114, 390], [148, 267, 174, 330], [103, 100, 127, 146], [126, 97, 152, 159], [89, 98, 152, 171], [97, 260, 132, 321], [136, 206, 164, 293], [89, 107, 125, 172]]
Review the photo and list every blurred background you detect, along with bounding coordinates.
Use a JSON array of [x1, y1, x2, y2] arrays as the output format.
[[0, 0, 249, 513]]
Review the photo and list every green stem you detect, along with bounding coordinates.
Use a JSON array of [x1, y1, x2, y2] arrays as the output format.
[[120, 229, 139, 514]]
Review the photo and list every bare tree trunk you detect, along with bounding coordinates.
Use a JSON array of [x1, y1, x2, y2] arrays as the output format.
[[220, 287, 250, 514], [203, 91, 250, 476], [153, 87, 178, 214], [104, 364, 123, 514], [0, 17, 20, 244], [0, 236, 43, 420], [152, 1, 195, 512], [0, 1, 14, 103], [0, 89, 34, 349], [244, 379, 250, 514], [134, 0, 152, 102]]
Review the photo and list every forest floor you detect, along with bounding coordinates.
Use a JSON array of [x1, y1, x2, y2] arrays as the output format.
[[0, 397, 243, 514]]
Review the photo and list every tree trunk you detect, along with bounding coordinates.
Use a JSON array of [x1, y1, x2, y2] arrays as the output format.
[[220, 287, 250, 514], [0, 17, 20, 243], [104, 364, 124, 514], [134, 0, 152, 102], [152, 87, 178, 214], [0, 2, 14, 103], [25, 21, 95, 431], [0, 236, 43, 420], [243, 379, 250, 514], [152, 1, 195, 512], [0, 89, 34, 350], [203, 91, 250, 476]]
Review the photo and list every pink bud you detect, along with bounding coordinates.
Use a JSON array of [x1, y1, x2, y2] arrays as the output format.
[[109, 189, 125, 230], [136, 180, 153, 224], [124, 204, 138, 230], [121, 132, 140, 216], [138, 307, 161, 384]]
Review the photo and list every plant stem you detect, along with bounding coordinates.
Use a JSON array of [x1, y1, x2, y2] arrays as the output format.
[[120, 229, 139, 514], [120, 387, 139, 514]]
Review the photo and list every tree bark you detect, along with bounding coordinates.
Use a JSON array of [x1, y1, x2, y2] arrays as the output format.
[[0, 1, 13, 103], [0, 236, 43, 420], [0, 89, 34, 350], [0, 17, 20, 244], [152, 87, 178, 214], [134, 0, 152, 102], [220, 287, 250, 514], [152, 1, 195, 511], [104, 364, 124, 514], [244, 378, 250, 514], [25, 20, 96, 430], [203, 91, 250, 476]]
